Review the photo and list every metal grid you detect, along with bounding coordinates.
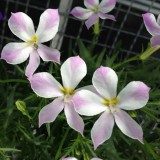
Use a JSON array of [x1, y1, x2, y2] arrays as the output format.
[[0, 0, 160, 59]]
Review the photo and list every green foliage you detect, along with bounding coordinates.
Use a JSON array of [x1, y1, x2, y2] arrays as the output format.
[[0, 39, 160, 160]]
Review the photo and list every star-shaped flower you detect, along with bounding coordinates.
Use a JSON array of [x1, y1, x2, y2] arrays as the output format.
[[1, 9, 60, 77]]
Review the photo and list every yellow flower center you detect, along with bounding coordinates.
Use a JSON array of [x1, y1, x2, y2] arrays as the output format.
[[103, 97, 119, 113], [26, 35, 38, 49], [61, 87, 75, 103], [91, 6, 99, 12]]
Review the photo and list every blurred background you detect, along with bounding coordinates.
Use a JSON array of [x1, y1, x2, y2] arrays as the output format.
[[0, 0, 160, 59]]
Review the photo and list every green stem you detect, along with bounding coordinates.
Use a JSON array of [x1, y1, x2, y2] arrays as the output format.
[[86, 143, 97, 157], [113, 56, 138, 69], [94, 19, 100, 35], [0, 79, 28, 83], [55, 128, 70, 160]]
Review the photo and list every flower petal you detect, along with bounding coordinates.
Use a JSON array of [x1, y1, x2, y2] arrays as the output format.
[[84, 0, 99, 9], [99, 0, 116, 13], [62, 158, 77, 160], [157, 14, 160, 25], [92, 66, 118, 99], [71, 7, 93, 20], [1, 42, 31, 64], [36, 9, 59, 43], [64, 102, 84, 135], [142, 13, 160, 36], [61, 56, 87, 89], [117, 81, 150, 110], [85, 13, 99, 29], [37, 44, 60, 64], [91, 110, 114, 150], [92, 158, 103, 160], [73, 90, 106, 116], [8, 12, 35, 41], [98, 12, 116, 21], [29, 72, 63, 98], [25, 50, 40, 78], [151, 35, 160, 47], [39, 97, 64, 127], [114, 109, 143, 143]]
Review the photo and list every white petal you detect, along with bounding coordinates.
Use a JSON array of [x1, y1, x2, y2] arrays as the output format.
[[8, 12, 35, 41], [62, 158, 78, 160], [84, 0, 99, 9], [92, 158, 103, 160], [64, 102, 84, 135], [29, 72, 63, 98], [39, 97, 64, 127], [73, 90, 107, 116], [92, 66, 118, 99], [25, 50, 40, 78], [114, 109, 143, 143], [99, 0, 116, 13], [117, 81, 150, 110], [85, 13, 99, 29], [61, 56, 87, 89], [36, 9, 59, 43], [71, 7, 93, 20], [91, 110, 114, 150], [1, 42, 31, 64]]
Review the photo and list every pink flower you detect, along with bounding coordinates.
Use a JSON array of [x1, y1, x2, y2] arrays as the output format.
[[73, 66, 150, 149], [1, 9, 60, 77], [29, 56, 87, 135], [143, 13, 160, 47], [71, 0, 116, 29], [63, 157, 102, 160]]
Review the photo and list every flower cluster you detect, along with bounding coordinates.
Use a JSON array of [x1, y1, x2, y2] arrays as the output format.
[[0, 0, 154, 159]]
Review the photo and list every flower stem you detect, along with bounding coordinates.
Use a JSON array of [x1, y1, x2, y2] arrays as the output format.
[[94, 19, 100, 35], [55, 128, 70, 160], [0, 79, 28, 83]]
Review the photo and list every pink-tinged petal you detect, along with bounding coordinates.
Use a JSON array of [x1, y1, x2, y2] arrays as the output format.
[[92, 66, 118, 99], [84, 0, 99, 9], [142, 13, 160, 36], [92, 158, 103, 160], [75, 85, 98, 94], [62, 158, 77, 160], [1, 42, 31, 64], [8, 12, 35, 41], [36, 9, 59, 43], [73, 90, 106, 116], [71, 7, 93, 20], [98, 12, 116, 21], [39, 97, 64, 127], [29, 72, 63, 98], [64, 102, 84, 135], [117, 81, 150, 110], [151, 35, 160, 47], [61, 56, 87, 89], [91, 110, 114, 150], [157, 14, 160, 25], [114, 109, 143, 143], [85, 13, 99, 29], [25, 50, 40, 78], [99, 0, 116, 13], [37, 44, 60, 64]]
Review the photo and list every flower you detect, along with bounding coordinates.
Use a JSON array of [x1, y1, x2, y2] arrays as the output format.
[[73, 66, 150, 149], [142, 13, 160, 47], [1, 9, 60, 77], [63, 157, 102, 160], [29, 56, 87, 135], [71, 0, 116, 29]]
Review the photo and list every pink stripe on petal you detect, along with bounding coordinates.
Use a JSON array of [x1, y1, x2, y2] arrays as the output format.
[[39, 97, 64, 127], [142, 13, 160, 36], [61, 56, 87, 89], [1, 42, 31, 64], [117, 81, 150, 110], [71, 7, 93, 20], [85, 13, 99, 29], [84, 0, 99, 9], [29, 72, 63, 98], [64, 102, 84, 135], [91, 110, 114, 150], [25, 50, 40, 78], [114, 109, 143, 143], [36, 9, 59, 43], [8, 12, 35, 41], [151, 35, 160, 47], [92, 66, 118, 99], [99, 0, 116, 13], [37, 44, 60, 64]]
